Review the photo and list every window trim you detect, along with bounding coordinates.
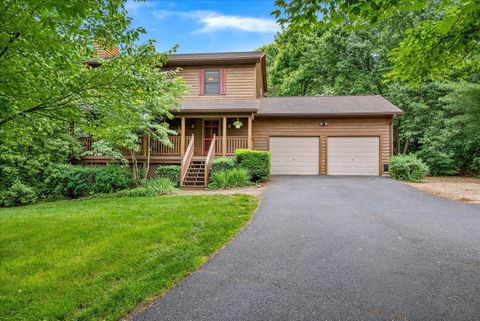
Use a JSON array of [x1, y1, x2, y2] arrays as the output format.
[[203, 69, 221, 96]]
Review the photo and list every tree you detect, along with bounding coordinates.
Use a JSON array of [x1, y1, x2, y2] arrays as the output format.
[[0, 0, 188, 197], [273, 0, 480, 82]]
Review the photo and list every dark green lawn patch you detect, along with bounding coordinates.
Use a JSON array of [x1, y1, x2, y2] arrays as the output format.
[[0, 195, 258, 321]]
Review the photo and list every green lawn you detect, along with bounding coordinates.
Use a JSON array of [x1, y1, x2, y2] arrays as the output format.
[[0, 195, 258, 321]]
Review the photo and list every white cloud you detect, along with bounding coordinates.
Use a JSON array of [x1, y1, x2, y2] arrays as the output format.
[[153, 10, 279, 34]]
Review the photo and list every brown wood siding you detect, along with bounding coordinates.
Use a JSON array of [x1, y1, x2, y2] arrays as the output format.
[[255, 62, 264, 98], [252, 117, 393, 175], [174, 64, 256, 99]]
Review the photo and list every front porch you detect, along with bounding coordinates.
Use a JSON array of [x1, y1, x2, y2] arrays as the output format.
[[79, 115, 254, 187], [80, 115, 253, 160]]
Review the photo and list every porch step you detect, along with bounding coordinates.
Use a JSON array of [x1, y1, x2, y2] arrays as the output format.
[[181, 160, 207, 188]]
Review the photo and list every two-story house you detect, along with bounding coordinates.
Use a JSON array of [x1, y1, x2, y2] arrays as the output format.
[[82, 51, 403, 187]]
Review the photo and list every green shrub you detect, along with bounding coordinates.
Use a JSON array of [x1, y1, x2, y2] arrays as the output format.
[[0, 180, 38, 207], [56, 165, 100, 198], [416, 149, 458, 176], [471, 157, 480, 177], [208, 168, 250, 190], [389, 154, 429, 182], [115, 178, 176, 197], [156, 165, 180, 187], [95, 165, 132, 193], [235, 149, 271, 182], [210, 157, 236, 175]]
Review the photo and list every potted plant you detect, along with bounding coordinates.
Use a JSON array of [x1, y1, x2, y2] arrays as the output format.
[[233, 119, 243, 129]]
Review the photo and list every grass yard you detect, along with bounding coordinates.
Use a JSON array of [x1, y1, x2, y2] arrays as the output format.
[[0, 195, 258, 321]]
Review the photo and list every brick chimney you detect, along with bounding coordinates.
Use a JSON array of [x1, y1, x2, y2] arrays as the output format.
[[93, 42, 119, 59]]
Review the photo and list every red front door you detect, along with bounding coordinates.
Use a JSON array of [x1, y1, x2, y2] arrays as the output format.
[[204, 120, 219, 155]]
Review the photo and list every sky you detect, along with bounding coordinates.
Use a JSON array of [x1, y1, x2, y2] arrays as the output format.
[[125, 0, 280, 53]]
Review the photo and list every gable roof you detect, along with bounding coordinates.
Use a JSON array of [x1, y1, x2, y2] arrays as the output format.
[[173, 96, 403, 116]]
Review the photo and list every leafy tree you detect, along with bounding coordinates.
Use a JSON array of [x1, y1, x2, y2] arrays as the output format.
[[0, 0, 188, 200], [273, 0, 480, 82]]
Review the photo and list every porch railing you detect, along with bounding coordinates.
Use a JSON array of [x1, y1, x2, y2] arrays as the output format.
[[151, 136, 192, 156], [204, 135, 216, 186], [214, 136, 248, 156], [180, 134, 195, 186]]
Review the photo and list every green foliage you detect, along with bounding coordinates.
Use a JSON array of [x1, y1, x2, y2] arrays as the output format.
[[0, 195, 258, 320], [0, 0, 188, 194], [0, 181, 38, 207], [115, 178, 176, 197], [471, 157, 480, 177], [211, 157, 236, 174], [94, 164, 133, 193], [273, 0, 480, 83], [235, 149, 271, 182], [156, 165, 181, 187], [54, 164, 134, 199], [55, 165, 100, 198], [208, 168, 251, 190], [389, 154, 429, 182]]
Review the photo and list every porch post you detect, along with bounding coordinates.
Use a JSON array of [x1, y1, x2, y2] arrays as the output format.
[[247, 115, 253, 149], [180, 117, 186, 156], [222, 116, 227, 156]]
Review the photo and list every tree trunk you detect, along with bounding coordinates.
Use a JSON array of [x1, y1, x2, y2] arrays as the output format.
[[145, 135, 151, 180], [402, 138, 410, 154], [130, 149, 139, 185]]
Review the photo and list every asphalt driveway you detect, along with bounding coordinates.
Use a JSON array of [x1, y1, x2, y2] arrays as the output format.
[[132, 176, 480, 321]]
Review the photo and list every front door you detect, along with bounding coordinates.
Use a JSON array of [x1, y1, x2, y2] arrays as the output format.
[[204, 120, 219, 155]]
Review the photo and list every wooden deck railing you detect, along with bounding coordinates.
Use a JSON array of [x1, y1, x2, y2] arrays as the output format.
[[213, 136, 248, 156], [226, 136, 248, 155], [204, 134, 216, 186], [180, 134, 195, 186], [151, 136, 192, 156]]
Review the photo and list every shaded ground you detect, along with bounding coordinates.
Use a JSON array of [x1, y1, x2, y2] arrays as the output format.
[[132, 176, 480, 321], [178, 183, 267, 198], [407, 176, 480, 204]]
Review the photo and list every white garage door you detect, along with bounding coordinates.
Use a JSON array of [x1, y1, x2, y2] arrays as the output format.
[[270, 137, 319, 175], [327, 137, 379, 175]]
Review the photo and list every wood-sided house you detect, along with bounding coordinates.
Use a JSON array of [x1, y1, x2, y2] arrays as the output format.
[[81, 51, 403, 187]]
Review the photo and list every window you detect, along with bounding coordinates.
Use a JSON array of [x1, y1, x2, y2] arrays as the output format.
[[204, 70, 220, 95]]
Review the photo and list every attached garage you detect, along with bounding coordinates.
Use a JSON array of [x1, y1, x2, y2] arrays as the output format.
[[327, 137, 380, 176], [270, 137, 319, 175]]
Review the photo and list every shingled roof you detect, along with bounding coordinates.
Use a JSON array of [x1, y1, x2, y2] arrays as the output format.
[[257, 96, 403, 116], [166, 52, 264, 66], [173, 96, 403, 116]]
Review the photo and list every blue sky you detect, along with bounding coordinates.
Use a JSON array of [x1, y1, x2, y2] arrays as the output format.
[[126, 0, 280, 53]]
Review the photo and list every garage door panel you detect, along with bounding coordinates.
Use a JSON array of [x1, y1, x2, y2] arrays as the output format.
[[270, 137, 319, 175], [327, 137, 379, 176]]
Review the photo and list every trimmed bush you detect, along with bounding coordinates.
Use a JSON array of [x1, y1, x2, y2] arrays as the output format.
[[56, 165, 100, 198], [156, 165, 180, 187], [95, 165, 132, 193], [389, 154, 429, 182], [208, 168, 250, 190], [235, 149, 271, 182], [115, 178, 176, 197], [0, 180, 38, 207], [210, 157, 236, 175]]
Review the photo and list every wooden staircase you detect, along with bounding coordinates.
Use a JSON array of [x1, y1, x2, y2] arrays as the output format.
[[180, 134, 217, 189], [182, 159, 206, 188]]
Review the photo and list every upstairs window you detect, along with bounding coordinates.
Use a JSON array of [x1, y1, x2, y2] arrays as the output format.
[[204, 70, 220, 95]]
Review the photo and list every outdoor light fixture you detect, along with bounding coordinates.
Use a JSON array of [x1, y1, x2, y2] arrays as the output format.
[[189, 121, 195, 129], [319, 122, 328, 126]]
